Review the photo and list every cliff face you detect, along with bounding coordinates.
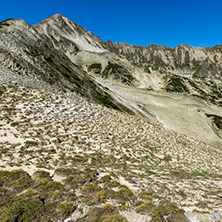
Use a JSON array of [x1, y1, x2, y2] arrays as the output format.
[[106, 41, 222, 79], [106, 41, 222, 106]]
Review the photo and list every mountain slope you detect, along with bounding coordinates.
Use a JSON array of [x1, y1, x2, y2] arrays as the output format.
[[1, 14, 222, 222], [0, 17, 133, 113], [1, 15, 222, 149], [33, 14, 135, 86], [0, 83, 222, 221]]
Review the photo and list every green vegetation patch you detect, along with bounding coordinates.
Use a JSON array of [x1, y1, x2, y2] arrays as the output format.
[[0, 167, 190, 222], [140, 190, 153, 200], [10, 122, 19, 127], [32, 171, 51, 179], [78, 204, 127, 222], [0, 86, 6, 96], [24, 140, 38, 146], [206, 114, 222, 130], [150, 202, 187, 222], [118, 185, 134, 201], [0, 170, 33, 192], [98, 214, 128, 222], [137, 201, 156, 213], [88, 63, 102, 74], [57, 202, 76, 217], [0, 170, 77, 222], [0, 198, 42, 222], [0, 170, 30, 183], [166, 76, 190, 93], [100, 175, 112, 182], [102, 62, 123, 78], [101, 62, 134, 85], [99, 204, 116, 215], [82, 183, 101, 193]]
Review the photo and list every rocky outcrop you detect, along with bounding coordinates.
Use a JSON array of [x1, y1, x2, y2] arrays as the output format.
[[185, 212, 222, 222], [106, 41, 222, 78]]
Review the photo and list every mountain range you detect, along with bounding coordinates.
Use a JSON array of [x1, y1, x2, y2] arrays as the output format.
[[0, 14, 222, 221]]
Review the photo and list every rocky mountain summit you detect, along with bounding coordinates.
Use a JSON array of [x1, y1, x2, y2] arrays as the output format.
[[0, 14, 222, 221]]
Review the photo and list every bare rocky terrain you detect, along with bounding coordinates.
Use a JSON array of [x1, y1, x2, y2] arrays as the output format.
[[0, 83, 222, 221], [0, 14, 222, 221]]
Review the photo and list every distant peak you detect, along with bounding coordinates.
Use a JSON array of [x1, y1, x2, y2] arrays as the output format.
[[35, 14, 72, 26], [147, 44, 172, 50], [0, 18, 32, 30], [50, 14, 67, 20]]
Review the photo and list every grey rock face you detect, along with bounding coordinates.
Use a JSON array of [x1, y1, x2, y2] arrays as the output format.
[[33, 14, 136, 86], [106, 41, 222, 106], [0, 17, 132, 113], [106, 41, 222, 78]]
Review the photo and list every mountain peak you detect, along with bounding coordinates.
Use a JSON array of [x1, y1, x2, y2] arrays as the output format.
[[0, 18, 31, 28], [51, 13, 66, 19], [48, 13, 71, 23], [33, 14, 107, 53], [35, 13, 71, 26], [0, 18, 35, 34]]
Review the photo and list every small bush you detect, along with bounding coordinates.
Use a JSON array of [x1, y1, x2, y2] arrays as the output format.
[[137, 201, 155, 213], [95, 190, 108, 202], [10, 122, 18, 127], [140, 190, 153, 200], [57, 202, 75, 217], [32, 171, 51, 179], [163, 154, 172, 162], [82, 183, 101, 193], [88, 63, 102, 70], [24, 140, 38, 146], [100, 175, 111, 182], [100, 204, 116, 215], [150, 202, 187, 222], [118, 186, 134, 201], [98, 214, 128, 222]]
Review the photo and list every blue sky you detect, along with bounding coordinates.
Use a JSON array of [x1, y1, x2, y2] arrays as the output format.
[[1, 0, 222, 48]]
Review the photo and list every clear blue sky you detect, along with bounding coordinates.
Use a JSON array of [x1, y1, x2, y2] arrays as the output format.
[[1, 0, 222, 48]]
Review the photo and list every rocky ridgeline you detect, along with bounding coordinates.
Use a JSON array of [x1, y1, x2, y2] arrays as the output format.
[[1, 14, 222, 107], [106, 41, 222, 106], [106, 41, 222, 79]]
